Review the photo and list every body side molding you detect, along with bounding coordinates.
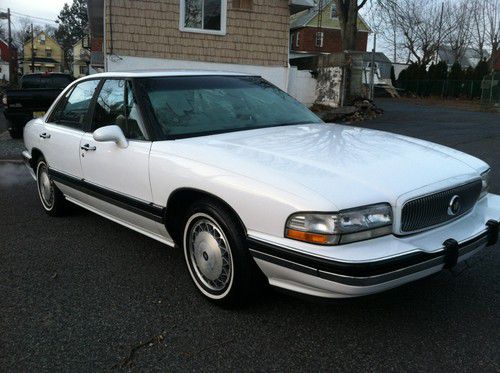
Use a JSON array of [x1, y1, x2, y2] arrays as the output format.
[[49, 168, 165, 223]]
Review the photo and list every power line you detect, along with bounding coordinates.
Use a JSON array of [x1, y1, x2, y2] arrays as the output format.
[[0, 8, 58, 24]]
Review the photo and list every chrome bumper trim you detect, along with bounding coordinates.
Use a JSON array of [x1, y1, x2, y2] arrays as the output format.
[[249, 220, 498, 287]]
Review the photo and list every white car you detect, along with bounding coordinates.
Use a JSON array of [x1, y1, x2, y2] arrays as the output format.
[[22, 71, 500, 305]]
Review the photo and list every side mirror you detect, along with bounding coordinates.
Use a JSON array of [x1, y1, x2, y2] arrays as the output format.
[[93, 125, 128, 149]]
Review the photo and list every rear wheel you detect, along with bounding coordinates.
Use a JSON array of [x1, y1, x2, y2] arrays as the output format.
[[8, 127, 23, 139], [35, 157, 68, 216], [182, 199, 263, 306]]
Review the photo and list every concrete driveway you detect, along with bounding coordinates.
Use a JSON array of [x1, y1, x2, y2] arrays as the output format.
[[1, 99, 499, 371]]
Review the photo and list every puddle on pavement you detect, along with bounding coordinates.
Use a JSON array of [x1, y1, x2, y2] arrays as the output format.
[[0, 162, 32, 187]]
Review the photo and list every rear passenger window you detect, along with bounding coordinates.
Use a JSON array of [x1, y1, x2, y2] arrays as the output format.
[[92, 79, 146, 140], [50, 79, 99, 129]]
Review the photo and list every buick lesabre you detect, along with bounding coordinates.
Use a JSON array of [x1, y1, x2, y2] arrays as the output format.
[[22, 71, 500, 305]]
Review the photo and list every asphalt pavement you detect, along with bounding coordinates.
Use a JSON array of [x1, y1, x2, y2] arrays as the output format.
[[1, 99, 499, 371]]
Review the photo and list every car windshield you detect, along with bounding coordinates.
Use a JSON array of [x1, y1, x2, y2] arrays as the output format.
[[137, 75, 322, 138]]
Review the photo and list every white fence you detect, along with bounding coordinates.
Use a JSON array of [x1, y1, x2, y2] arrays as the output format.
[[288, 66, 342, 107], [288, 67, 318, 107]]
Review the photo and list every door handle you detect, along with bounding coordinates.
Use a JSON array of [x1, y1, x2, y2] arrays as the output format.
[[81, 144, 97, 151], [39, 133, 51, 139]]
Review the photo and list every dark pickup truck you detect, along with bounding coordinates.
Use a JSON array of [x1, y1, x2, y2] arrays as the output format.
[[2, 73, 73, 138]]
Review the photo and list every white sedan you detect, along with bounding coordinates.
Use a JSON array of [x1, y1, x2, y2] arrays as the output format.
[[22, 71, 500, 305]]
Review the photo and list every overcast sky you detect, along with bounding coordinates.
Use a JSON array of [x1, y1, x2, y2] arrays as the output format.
[[1, 0, 67, 30]]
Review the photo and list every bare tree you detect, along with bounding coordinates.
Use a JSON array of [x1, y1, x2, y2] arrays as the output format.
[[13, 18, 43, 47], [443, 0, 473, 64], [334, 0, 369, 51], [372, 0, 499, 68], [333, 0, 369, 102], [374, 0, 438, 65], [485, 0, 500, 67], [365, 1, 402, 63], [471, 0, 488, 59]]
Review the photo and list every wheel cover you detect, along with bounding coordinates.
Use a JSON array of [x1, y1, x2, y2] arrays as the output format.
[[37, 163, 54, 209], [188, 218, 232, 292]]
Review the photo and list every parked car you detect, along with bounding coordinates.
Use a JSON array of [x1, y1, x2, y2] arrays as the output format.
[[3, 73, 73, 138], [22, 71, 499, 305]]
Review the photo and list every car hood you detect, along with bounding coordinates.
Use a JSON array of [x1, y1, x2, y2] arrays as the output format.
[[171, 123, 488, 210]]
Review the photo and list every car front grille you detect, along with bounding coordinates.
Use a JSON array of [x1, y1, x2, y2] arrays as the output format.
[[400, 179, 482, 233]]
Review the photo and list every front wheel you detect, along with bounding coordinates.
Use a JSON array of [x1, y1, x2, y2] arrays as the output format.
[[182, 199, 263, 306], [35, 157, 68, 216]]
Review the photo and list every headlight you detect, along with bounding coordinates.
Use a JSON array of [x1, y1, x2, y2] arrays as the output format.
[[285, 203, 393, 245], [480, 169, 490, 199]]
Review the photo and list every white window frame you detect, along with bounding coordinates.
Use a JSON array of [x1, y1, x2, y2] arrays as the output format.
[[296, 31, 300, 47], [179, 0, 227, 36], [315, 32, 324, 48], [331, 4, 338, 18]]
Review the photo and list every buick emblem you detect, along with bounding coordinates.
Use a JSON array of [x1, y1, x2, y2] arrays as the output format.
[[447, 195, 462, 216]]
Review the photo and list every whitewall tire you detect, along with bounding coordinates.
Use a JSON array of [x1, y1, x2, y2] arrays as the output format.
[[35, 157, 68, 216], [182, 198, 263, 306]]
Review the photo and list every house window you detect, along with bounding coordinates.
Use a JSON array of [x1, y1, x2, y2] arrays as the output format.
[[40, 34, 46, 45], [331, 4, 338, 18], [180, 0, 227, 35], [79, 65, 87, 75], [315, 32, 324, 48], [46, 49, 52, 58], [295, 31, 300, 47], [233, 0, 252, 10]]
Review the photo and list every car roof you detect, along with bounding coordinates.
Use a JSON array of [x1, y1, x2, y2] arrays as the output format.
[[83, 70, 254, 79]]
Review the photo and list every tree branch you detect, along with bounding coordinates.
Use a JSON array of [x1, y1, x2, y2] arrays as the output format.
[[357, 0, 369, 11]]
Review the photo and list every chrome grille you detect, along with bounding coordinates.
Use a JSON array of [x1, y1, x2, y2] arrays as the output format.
[[401, 180, 482, 233]]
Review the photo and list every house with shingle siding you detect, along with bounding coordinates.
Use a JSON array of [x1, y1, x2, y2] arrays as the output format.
[[290, 0, 370, 55], [88, 0, 314, 90]]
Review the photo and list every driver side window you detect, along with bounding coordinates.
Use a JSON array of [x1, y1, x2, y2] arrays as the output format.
[[92, 79, 147, 140]]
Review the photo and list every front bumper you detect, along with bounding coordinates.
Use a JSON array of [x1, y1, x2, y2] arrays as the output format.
[[249, 196, 500, 298]]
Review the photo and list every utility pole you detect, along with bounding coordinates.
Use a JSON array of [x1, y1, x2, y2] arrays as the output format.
[[31, 23, 35, 73], [0, 8, 16, 84], [316, 0, 324, 53], [7, 9, 15, 84], [370, 33, 376, 100]]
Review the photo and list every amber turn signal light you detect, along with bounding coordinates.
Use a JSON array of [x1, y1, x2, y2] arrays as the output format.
[[285, 229, 330, 244]]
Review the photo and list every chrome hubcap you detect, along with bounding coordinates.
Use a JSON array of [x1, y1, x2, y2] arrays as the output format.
[[189, 218, 232, 291], [38, 164, 54, 208]]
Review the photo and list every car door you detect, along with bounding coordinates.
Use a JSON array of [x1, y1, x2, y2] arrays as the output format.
[[79, 79, 161, 234], [42, 79, 100, 183]]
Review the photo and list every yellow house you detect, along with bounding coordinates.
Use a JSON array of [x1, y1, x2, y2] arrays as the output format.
[[72, 38, 90, 78], [23, 32, 63, 73]]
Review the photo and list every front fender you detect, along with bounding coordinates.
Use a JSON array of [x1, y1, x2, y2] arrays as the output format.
[[149, 149, 335, 238]]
